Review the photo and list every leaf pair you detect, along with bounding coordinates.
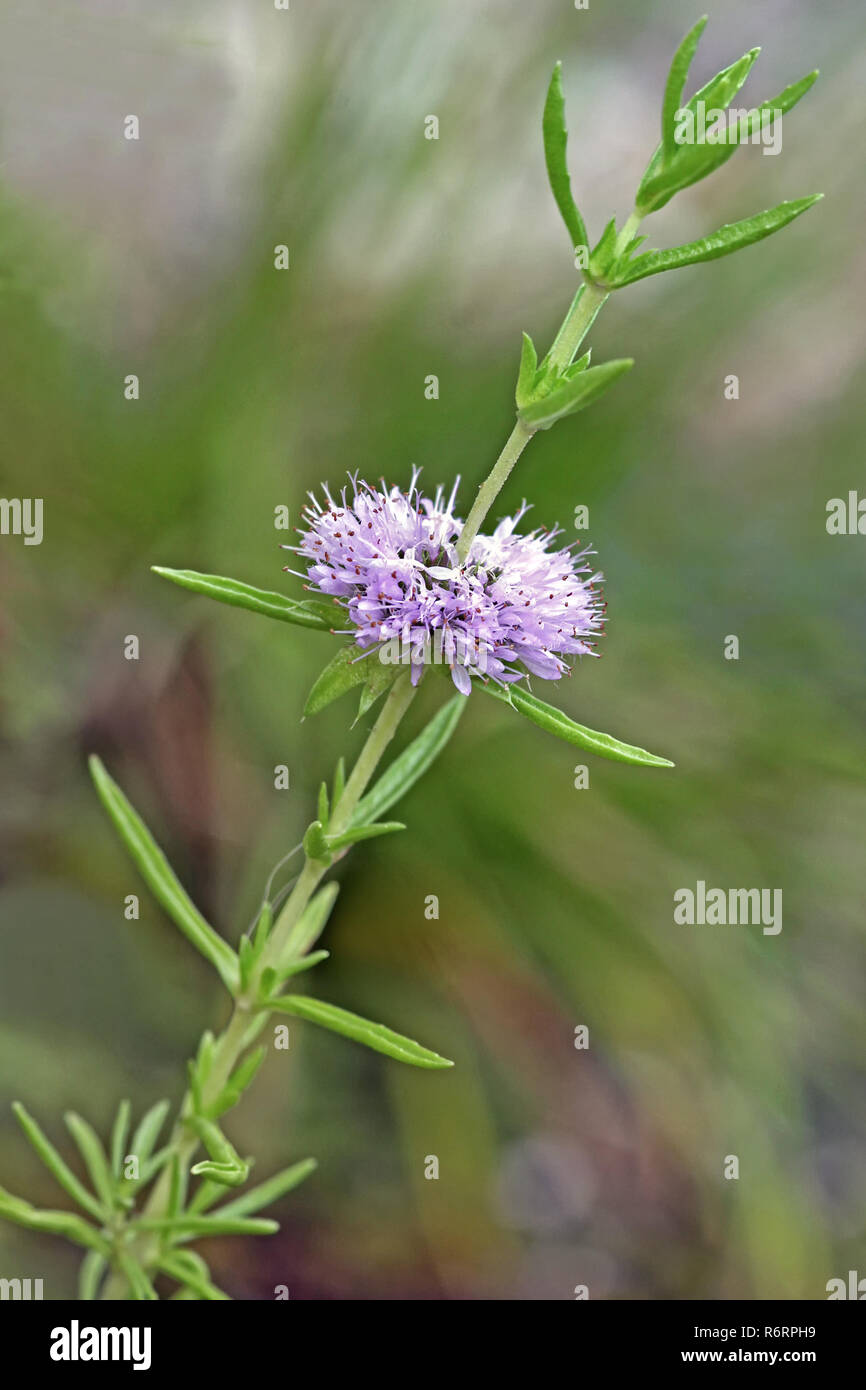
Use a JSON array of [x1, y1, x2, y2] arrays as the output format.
[[636, 18, 818, 214], [302, 815, 405, 867], [515, 330, 633, 430], [594, 19, 823, 289], [542, 23, 821, 295], [304, 642, 400, 721]]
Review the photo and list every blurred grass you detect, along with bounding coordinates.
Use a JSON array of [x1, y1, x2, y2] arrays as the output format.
[[0, 0, 864, 1298]]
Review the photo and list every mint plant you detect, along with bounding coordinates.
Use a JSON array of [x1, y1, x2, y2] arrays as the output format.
[[0, 19, 820, 1301]]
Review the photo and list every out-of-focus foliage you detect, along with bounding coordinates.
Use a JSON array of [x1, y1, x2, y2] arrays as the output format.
[[0, 0, 864, 1298]]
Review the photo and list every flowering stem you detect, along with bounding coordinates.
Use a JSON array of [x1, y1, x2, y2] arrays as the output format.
[[101, 673, 416, 1297], [102, 203, 649, 1294]]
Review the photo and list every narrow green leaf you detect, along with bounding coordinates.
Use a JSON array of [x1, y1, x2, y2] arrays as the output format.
[[542, 62, 588, 253], [587, 215, 618, 281], [110, 1100, 132, 1181], [165, 1248, 211, 1281], [0, 1185, 109, 1253], [151, 567, 335, 631], [227, 1047, 266, 1098], [282, 883, 340, 958], [240, 1012, 269, 1050], [519, 359, 633, 429], [78, 1250, 107, 1301], [515, 332, 538, 409], [353, 659, 401, 725], [167, 1153, 185, 1218], [116, 1251, 158, 1301], [693, 45, 761, 118], [253, 901, 272, 955], [134, 1214, 277, 1237], [638, 44, 762, 212], [332, 757, 346, 808], [728, 68, 819, 146], [317, 780, 330, 826], [684, 68, 820, 191], [325, 821, 405, 853], [189, 1116, 233, 1161], [270, 950, 330, 986], [12, 1103, 105, 1221], [89, 756, 239, 992], [128, 1100, 170, 1168], [640, 62, 818, 212], [563, 350, 592, 379], [210, 1159, 318, 1222], [352, 694, 466, 827], [238, 934, 256, 991], [305, 645, 380, 716], [188, 1031, 215, 1112], [613, 196, 822, 288], [187, 1061, 203, 1114], [260, 966, 277, 997], [195, 1031, 216, 1088], [158, 1251, 230, 1301], [543, 284, 603, 371], [207, 1048, 266, 1118], [270, 995, 454, 1069], [64, 1113, 115, 1212], [661, 16, 708, 159], [140, 1145, 174, 1188], [483, 683, 674, 767], [262, 956, 330, 1000], [187, 1178, 227, 1217]]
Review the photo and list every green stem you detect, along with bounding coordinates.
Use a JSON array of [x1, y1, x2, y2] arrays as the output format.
[[327, 674, 418, 836], [456, 209, 642, 564], [101, 673, 417, 1298], [456, 281, 606, 562], [103, 206, 645, 1297], [545, 279, 608, 374], [455, 418, 535, 563]]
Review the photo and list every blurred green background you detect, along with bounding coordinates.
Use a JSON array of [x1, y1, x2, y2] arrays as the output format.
[[1, 0, 864, 1300]]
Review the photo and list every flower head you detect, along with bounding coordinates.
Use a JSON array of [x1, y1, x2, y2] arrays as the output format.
[[288, 473, 604, 694]]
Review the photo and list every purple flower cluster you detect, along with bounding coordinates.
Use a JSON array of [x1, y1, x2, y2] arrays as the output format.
[[288, 474, 605, 694]]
